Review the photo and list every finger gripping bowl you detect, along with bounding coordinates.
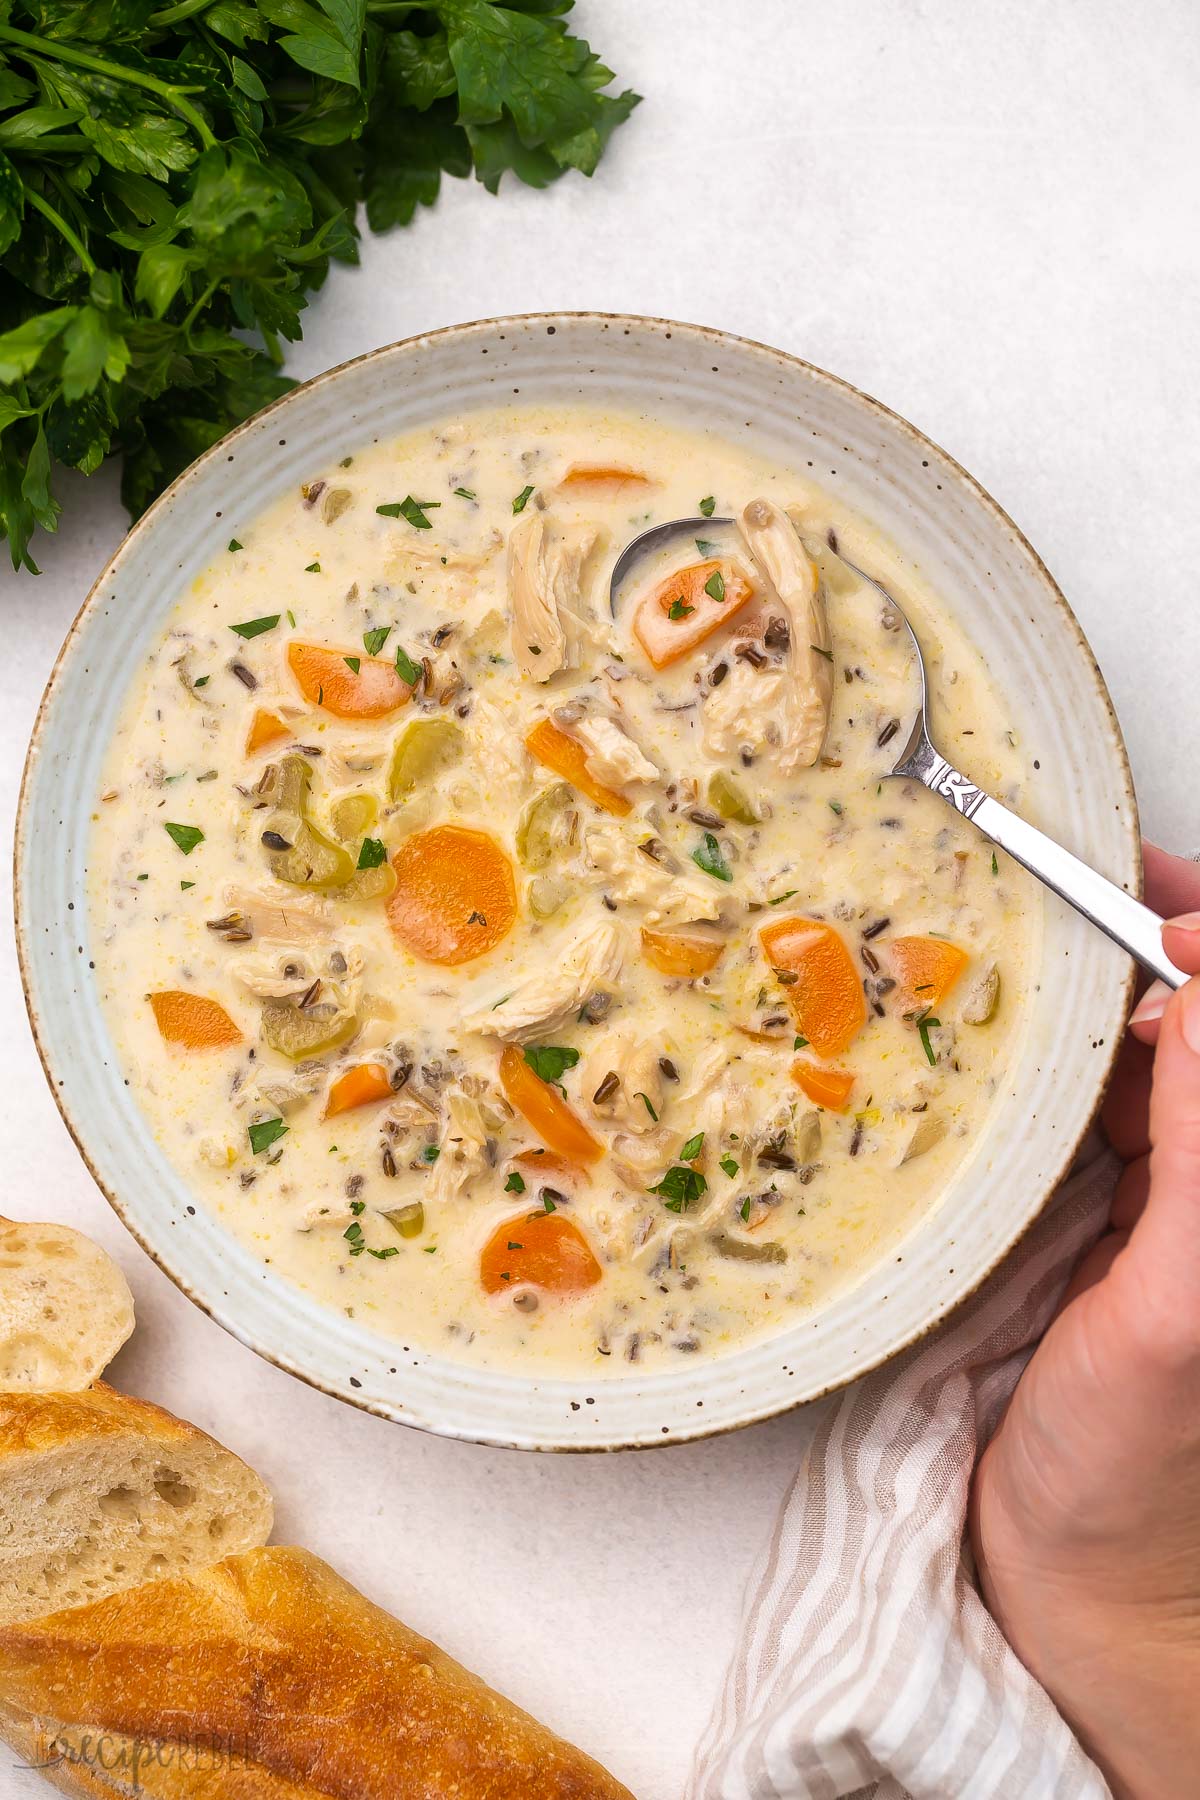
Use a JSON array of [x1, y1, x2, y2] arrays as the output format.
[[16, 314, 1138, 1450]]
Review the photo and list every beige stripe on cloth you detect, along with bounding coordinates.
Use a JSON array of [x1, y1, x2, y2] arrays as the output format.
[[689, 1152, 1120, 1800]]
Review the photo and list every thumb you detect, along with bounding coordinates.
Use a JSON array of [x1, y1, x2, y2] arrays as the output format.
[[1130, 978, 1200, 1319]]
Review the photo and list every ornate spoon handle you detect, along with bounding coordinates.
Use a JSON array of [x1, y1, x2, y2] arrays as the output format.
[[894, 740, 1188, 991]]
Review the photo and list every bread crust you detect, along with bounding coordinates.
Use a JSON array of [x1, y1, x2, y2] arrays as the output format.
[[0, 1382, 195, 1460], [0, 1546, 634, 1799]]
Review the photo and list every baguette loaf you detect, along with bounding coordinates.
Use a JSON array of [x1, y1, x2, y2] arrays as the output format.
[[0, 1217, 134, 1391], [0, 1545, 634, 1799], [0, 1385, 272, 1625]]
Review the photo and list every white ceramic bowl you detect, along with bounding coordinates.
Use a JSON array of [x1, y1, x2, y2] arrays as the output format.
[[17, 315, 1138, 1450]]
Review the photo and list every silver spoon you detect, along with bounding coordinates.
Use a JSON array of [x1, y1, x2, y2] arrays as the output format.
[[611, 517, 1187, 989]]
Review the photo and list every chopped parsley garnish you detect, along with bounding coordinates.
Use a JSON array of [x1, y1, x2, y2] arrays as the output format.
[[344, 655, 361, 673], [367, 1245, 400, 1260], [230, 615, 279, 640], [703, 569, 725, 603], [916, 1012, 941, 1066], [811, 643, 834, 662], [649, 1164, 708, 1212], [769, 890, 798, 906], [699, 495, 716, 517], [504, 1171, 526, 1194], [180, 880, 195, 891], [668, 598, 694, 620], [524, 1044, 581, 1084], [828, 800, 843, 815], [363, 627, 391, 656], [193, 675, 210, 688], [512, 484, 535, 514], [695, 537, 720, 556], [421, 1144, 441, 1164], [680, 1131, 705, 1161], [137, 872, 148, 881], [991, 851, 999, 876], [541, 1193, 558, 1214], [394, 645, 422, 687], [357, 837, 387, 871], [248, 1117, 288, 1155], [454, 487, 476, 500], [287, 610, 297, 628], [720, 1155, 739, 1178], [163, 822, 204, 856], [692, 831, 732, 882], [794, 1035, 809, 1050], [227, 539, 243, 553], [305, 561, 321, 573], [636, 1091, 659, 1122], [378, 497, 440, 529], [740, 1197, 752, 1222]]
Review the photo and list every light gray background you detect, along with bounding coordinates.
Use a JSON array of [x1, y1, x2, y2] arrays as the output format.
[[3, 4, 1197, 1795]]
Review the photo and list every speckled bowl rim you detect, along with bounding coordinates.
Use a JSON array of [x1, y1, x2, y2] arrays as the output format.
[[14, 311, 1139, 1451]]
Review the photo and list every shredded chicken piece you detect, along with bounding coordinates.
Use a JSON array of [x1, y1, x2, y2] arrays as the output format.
[[461, 918, 625, 1040], [300, 1198, 357, 1231], [507, 514, 600, 680], [229, 944, 364, 1009], [387, 533, 501, 578], [577, 1028, 667, 1135], [701, 659, 792, 764], [233, 1067, 323, 1119], [583, 826, 721, 925], [676, 1043, 754, 1150], [221, 882, 336, 943], [736, 498, 833, 768], [467, 698, 533, 806], [575, 715, 658, 789], [429, 1086, 493, 1203]]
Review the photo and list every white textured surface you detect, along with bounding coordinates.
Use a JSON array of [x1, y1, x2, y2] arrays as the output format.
[[2, 4, 1197, 1795]]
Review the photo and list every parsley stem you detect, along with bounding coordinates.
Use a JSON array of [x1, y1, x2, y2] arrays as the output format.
[[24, 187, 95, 275], [0, 25, 219, 151], [148, 0, 219, 23]]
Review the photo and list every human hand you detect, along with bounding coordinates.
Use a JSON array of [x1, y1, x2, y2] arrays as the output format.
[[969, 844, 1200, 1800]]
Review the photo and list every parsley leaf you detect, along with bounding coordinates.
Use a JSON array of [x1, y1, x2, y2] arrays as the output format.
[[248, 1116, 288, 1155], [523, 1043, 580, 1084], [649, 1164, 708, 1212], [680, 1131, 705, 1161], [230, 615, 279, 639], [454, 486, 476, 499], [511, 483, 535, 513], [691, 831, 732, 882], [357, 836, 386, 870], [703, 569, 725, 603], [363, 626, 390, 656], [394, 644, 421, 687], [378, 495, 439, 528], [667, 598, 694, 620], [504, 1170, 526, 1193], [720, 1155, 739, 1178], [163, 821, 203, 855], [699, 495, 716, 516]]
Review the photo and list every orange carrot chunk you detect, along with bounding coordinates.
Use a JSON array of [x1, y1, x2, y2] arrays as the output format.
[[525, 718, 631, 817], [387, 826, 516, 965], [792, 1062, 856, 1112], [480, 1209, 602, 1297], [889, 936, 969, 1011], [324, 1062, 393, 1118], [148, 990, 242, 1050], [640, 926, 725, 978], [557, 463, 654, 495], [513, 1148, 589, 1185], [245, 708, 291, 756], [632, 559, 756, 670], [759, 916, 867, 1059], [287, 641, 412, 719], [499, 1044, 604, 1167]]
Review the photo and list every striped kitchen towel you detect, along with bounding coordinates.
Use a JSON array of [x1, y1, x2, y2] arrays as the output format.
[[689, 1150, 1118, 1800]]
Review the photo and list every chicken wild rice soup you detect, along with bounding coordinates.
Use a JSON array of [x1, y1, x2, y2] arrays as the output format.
[[89, 407, 1037, 1375]]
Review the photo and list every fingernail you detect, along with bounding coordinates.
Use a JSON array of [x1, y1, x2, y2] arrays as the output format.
[[1181, 980, 1200, 1056], [1166, 911, 1200, 935], [1130, 982, 1169, 1029]]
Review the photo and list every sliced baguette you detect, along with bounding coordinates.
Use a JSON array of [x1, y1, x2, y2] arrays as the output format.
[[0, 1545, 633, 1799], [0, 1385, 272, 1626], [0, 1216, 134, 1392]]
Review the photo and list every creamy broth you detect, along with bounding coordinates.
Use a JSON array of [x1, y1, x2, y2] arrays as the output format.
[[88, 407, 1037, 1376]]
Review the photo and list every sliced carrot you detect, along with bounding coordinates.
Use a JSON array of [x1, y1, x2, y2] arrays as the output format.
[[792, 1062, 856, 1112], [148, 990, 242, 1050], [632, 559, 756, 670], [557, 463, 654, 495], [513, 1148, 589, 1185], [641, 926, 725, 978], [324, 1061, 393, 1118], [759, 916, 867, 1059], [245, 708, 291, 756], [889, 936, 969, 1011], [387, 825, 516, 965], [499, 1044, 604, 1167], [481, 1209, 602, 1297], [525, 718, 631, 817], [287, 641, 412, 719]]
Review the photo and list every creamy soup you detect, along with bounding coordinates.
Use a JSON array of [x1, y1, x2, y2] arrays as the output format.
[[88, 406, 1037, 1376]]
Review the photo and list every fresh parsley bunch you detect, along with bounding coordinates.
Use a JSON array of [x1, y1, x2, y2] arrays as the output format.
[[0, 0, 638, 572]]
